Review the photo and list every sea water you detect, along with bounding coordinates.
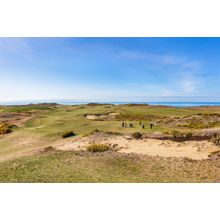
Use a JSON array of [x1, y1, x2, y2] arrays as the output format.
[[1, 101, 220, 107]]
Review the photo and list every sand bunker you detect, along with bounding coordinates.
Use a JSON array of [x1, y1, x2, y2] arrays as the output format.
[[86, 112, 119, 120], [54, 133, 220, 160]]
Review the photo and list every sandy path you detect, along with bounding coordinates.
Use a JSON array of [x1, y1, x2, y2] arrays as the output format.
[[54, 134, 220, 160]]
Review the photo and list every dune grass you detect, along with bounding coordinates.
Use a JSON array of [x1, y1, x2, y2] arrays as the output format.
[[0, 150, 220, 183]]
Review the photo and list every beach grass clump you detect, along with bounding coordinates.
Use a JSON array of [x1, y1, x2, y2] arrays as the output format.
[[132, 132, 143, 139], [0, 123, 12, 135], [87, 143, 110, 152], [62, 130, 76, 138]]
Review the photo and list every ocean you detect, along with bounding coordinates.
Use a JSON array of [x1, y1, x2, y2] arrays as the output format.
[[1, 101, 220, 107]]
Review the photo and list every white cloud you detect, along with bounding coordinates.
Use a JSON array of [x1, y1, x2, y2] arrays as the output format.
[[144, 84, 174, 96], [116, 50, 185, 66], [176, 73, 203, 94]]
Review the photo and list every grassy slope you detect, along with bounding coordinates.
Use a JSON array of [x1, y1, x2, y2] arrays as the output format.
[[0, 150, 220, 183], [1, 104, 220, 161], [1, 104, 220, 182]]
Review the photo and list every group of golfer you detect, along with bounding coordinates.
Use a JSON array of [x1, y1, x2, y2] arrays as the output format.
[[121, 121, 154, 129]]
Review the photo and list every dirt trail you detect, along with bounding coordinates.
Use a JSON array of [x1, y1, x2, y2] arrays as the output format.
[[54, 133, 220, 160]]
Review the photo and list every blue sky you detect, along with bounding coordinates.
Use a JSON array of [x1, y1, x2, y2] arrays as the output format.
[[0, 37, 220, 102]]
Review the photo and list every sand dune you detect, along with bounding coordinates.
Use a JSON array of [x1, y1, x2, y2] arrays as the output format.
[[54, 133, 219, 160]]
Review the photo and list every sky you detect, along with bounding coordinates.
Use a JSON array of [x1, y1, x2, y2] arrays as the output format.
[[0, 37, 220, 102]]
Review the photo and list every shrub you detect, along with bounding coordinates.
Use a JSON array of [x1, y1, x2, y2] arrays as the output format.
[[211, 135, 220, 146], [132, 132, 142, 139], [44, 146, 55, 152], [62, 130, 75, 138], [87, 143, 110, 152], [0, 124, 12, 135]]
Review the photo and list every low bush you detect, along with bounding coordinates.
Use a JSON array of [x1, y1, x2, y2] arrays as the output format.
[[43, 146, 55, 152], [132, 132, 142, 139], [62, 130, 75, 138], [87, 143, 110, 152], [0, 123, 12, 135]]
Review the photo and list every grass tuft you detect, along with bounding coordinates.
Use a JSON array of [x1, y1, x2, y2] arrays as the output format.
[[132, 132, 143, 139], [62, 131, 75, 138], [87, 143, 110, 152]]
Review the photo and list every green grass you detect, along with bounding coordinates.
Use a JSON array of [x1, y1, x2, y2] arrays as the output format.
[[0, 150, 219, 183], [1, 104, 220, 161]]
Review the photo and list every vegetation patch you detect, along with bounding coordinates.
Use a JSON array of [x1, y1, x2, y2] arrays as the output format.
[[170, 130, 193, 139], [180, 122, 218, 129], [132, 132, 143, 139], [0, 150, 220, 182], [43, 146, 55, 152], [62, 131, 76, 138], [0, 123, 13, 135], [209, 150, 220, 159], [122, 103, 149, 107], [91, 129, 101, 133], [104, 131, 121, 135], [87, 143, 110, 152], [87, 103, 112, 106], [116, 113, 165, 121], [211, 134, 220, 146]]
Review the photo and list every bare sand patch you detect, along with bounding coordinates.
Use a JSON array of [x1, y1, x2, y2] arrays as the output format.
[[0, 112, 34, 126], [54, 133, 220, 160], [85, 112, 119, 120]]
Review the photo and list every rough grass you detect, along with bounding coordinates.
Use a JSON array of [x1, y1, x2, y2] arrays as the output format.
[[87, 143, 110, 152], [0, 150, 220, 183], [116, 113, 166, 121], [1, 104, 220, 161]]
